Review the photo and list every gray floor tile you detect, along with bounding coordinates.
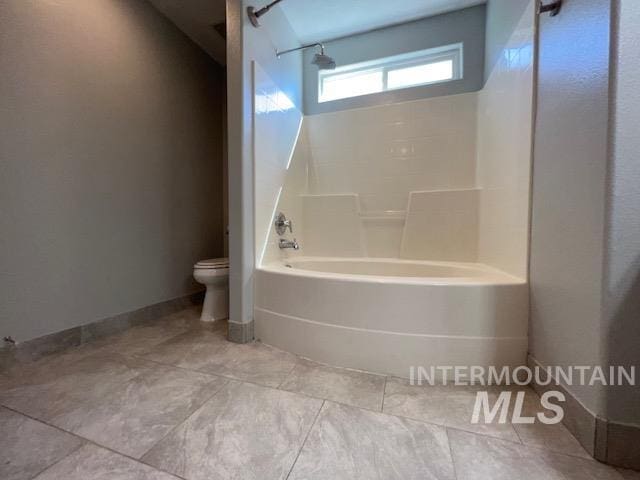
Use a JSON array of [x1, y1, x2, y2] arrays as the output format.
[[383, 377, 521, 441], [140, 330, 297, 387], [0, 407, 84, 480], [288, 401, 456, 480], [142, 380, 323, 480], [513, 393, 591, 459], [50, 364, 228, 458], [279, 359, 386, 410], [0, 352, 154, 421], [448, 428, 625, 480], [135, 329, 226, 367], [514, 421, 591, 459], [90, 320, 192, 357], [194, 341, 298, 387], [33, 444, 180, 480], [506, 387, 591, 458]]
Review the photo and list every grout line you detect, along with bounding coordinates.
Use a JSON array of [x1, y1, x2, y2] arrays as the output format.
[[443, 423, 601, 462], [135, 376, 232, 461], [276, 359, 300, 390], [25, 441, 85, 480], [285, 400, 325, 480], [380, 375, 388, 412], [511, 420, 525, 445], [444, 427, 460, 480], [1, 405, 188, 480]]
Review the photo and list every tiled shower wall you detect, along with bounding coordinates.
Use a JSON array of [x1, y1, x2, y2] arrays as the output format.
[[297, 93, 480, 260], [305, 93, 477, 213]]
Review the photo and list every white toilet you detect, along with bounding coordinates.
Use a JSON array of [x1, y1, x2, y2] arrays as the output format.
[[193, 257, 229, 322]]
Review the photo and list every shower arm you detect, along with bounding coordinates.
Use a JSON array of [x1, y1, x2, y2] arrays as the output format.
[[277, 43, 326, 58]]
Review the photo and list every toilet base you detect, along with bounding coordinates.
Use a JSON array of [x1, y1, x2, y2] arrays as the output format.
[[200, 285, 229, 322]]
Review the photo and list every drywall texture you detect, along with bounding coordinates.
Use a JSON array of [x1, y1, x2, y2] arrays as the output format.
[[476, 0, 534, 278], [604, 0, 640, 427], [0, 0, 225, 342], [529, 0, 612, 420], [303, 5, 486, 115], [226, 0, 302, 333]]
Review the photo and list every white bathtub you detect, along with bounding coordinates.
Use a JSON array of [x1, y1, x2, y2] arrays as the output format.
[[254, 257, 529, 379]]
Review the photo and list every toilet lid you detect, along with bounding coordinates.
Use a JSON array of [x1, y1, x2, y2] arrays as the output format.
[[194, 257, 229, 269]]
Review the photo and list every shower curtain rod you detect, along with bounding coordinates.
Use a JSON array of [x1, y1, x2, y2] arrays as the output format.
[[247, 0, 284, 28]]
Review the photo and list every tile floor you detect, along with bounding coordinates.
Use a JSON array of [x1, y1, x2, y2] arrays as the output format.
[[0, 306, 635, 480]]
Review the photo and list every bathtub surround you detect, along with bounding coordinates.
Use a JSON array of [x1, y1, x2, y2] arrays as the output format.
[[274, 80, 532, 268], [0, 0, 225, 344], [299, 92, 480, 260], [529, 0, 640, 469], [253, 63, 303, 265], [303, 5, 487, 115], [476, 0, 535, 278]]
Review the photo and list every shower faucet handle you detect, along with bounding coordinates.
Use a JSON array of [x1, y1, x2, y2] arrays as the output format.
[[275, 212, 293, 235]]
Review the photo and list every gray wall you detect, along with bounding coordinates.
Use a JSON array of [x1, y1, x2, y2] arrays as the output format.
[[604, 0, 640, 427], [303, 5, 486, 115], [483, 0, 530, 83], [530, 0, 614, 420], [530, 0, 611, 418], [226, 0, 302, 338], [0, 0, 225, 343]]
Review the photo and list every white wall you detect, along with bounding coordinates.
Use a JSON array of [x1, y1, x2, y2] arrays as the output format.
[[0, 0, 225, 343], [476, 0, 535, 279]]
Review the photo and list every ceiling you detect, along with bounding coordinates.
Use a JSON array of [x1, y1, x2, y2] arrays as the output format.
[[279, 0, 487, 44], [148, 0, 226, 65], [149, 1, 487, 64]]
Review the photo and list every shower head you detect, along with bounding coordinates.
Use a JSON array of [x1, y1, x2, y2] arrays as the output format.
[[311, 53, 336, 70], [277, 43, 336, 70]]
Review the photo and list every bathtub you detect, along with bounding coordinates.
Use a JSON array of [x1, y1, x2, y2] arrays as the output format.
[[254, 257, 529, 379]]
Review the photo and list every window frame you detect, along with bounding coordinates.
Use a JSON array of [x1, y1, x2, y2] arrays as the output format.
[[318, 43, 464, 103]]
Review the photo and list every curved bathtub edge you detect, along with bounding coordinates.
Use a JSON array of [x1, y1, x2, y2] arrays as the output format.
[[254, 307, 528, 379]]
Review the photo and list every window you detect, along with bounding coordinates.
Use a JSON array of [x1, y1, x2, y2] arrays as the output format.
[[318, 43, 463, 103]]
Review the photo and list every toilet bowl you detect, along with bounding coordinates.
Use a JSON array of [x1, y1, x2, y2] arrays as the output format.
[[193, 257, 229, 322]]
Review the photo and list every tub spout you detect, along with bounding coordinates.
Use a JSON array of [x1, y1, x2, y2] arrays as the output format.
[[279, 238, 299, 250]]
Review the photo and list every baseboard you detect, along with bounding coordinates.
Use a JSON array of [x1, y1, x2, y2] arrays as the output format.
[[528, 354, 640, 471], [603, 420, 640, 470], [0, 291, 204, 371], [228, 319, 254, 344]]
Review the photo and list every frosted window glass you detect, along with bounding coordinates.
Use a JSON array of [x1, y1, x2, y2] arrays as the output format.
[[387, 60, 454, 89], [320, 70, 383, 102], [318, 43, 462, 103]]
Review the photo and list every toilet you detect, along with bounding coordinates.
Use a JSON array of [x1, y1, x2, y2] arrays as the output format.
[[193, 257, 229, 322]]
